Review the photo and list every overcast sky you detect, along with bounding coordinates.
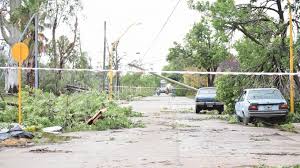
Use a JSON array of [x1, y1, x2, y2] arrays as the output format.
[[79, 0, 200, 70]]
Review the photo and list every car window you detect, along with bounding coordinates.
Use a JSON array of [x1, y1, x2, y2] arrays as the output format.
[[248, 90, 283, 100], [197, 88, 216, 98], [239, 93, 246, 101]]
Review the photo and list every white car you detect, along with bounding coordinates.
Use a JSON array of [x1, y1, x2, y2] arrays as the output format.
[[235, 88, 288, 125]]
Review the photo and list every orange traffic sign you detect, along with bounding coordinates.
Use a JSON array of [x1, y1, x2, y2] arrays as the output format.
[[11, 42, 29, 63]]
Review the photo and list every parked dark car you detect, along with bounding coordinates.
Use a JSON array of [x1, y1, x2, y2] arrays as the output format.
[[195, 87, 224, 114]]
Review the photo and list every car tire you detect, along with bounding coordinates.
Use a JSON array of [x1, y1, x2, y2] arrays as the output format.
[[236, 114, 242, 122], [195, 106, 201, 114], [218, 106, 224, 114]]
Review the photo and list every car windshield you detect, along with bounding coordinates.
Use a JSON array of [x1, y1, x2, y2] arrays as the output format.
[[247, 90, 283, 100], [197, 88, 216, 98]]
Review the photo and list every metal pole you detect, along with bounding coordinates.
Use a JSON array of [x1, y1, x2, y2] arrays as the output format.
[[102, 21, 107, 91], [34, 14, 39, 88], [19, 13, 36, 42], [288, 0, 295, 113], [109, 45, 113, 101], [115, 43, 119, 93], [18, 61, 22, 124]]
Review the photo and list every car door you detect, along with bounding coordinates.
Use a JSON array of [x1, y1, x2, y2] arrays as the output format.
[[235, 91, 246, 117]]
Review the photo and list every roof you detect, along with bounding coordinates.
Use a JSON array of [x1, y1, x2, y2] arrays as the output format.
[[217, 56, 240, 72]]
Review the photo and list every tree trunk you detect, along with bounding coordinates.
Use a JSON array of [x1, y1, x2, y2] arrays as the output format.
[[25, 55, 35, 88], [5, 55, 18, 93], [207, 74, 215, 87], [4, 28, 21, 93], [207, 67, 216, 87], [1, 0, 22, 93]]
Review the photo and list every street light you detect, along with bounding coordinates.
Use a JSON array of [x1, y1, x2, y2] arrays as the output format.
[[108, 22, 142, 101]]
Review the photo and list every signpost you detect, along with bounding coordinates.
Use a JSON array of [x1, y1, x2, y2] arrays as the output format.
[[11, 42, 29, 125]]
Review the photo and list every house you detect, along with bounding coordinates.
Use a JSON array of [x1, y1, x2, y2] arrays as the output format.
[[217, 56, 240, 72]]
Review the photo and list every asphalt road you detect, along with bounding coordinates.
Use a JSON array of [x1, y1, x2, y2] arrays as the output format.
[[0, 95, 300, 168]]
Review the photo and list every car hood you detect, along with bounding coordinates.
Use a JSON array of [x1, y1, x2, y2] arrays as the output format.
[[248, 99, 286, 104]]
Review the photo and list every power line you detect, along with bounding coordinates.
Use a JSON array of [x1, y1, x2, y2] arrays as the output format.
[[141, 0, 182, 60]]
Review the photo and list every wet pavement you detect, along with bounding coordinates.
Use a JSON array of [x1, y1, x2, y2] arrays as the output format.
[[0, 95, 299, 168]]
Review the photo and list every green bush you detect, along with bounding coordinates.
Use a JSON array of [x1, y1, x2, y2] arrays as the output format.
[[0, 101, 6, 110], [228, 115, 239, 124], [295, 100, 300, 113], [215, 75, 245, 114], [287, 113, 300, 123], [0, 106, 17, 123], [278, 123, 296, 133], [175, 87, 195, 97]]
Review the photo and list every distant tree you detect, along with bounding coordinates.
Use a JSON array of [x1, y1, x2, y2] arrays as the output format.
[[166, 21, 229, 86], [183, 67, 207, 88]]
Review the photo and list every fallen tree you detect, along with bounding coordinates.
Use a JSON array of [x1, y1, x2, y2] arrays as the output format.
[[0, 88, 143, 131]]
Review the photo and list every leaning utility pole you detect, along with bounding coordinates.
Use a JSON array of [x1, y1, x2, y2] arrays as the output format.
[[102, 21, 107, 91], [128, 63, 198, 92]]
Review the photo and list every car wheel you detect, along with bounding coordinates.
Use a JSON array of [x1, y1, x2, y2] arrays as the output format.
[[236, 114, 242, 122], [218, 106, 224, 114], [195, 106, 201, 114]]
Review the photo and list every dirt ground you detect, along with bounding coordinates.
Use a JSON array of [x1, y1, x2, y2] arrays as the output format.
[[0, 95, 300, 168]]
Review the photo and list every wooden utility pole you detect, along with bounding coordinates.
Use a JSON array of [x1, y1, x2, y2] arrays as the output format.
[[128, 63, 198, 92]]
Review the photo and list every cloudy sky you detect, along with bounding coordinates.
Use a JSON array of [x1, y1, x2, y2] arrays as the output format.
[[79, 0, 200, 70]]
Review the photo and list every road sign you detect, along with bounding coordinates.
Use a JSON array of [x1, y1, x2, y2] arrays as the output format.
[[11, 42, 29, 125], [11, 42, 29, 63]]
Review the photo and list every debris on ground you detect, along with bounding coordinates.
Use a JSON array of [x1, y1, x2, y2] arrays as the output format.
[[33, 132, 74, 144], [250, 152, 300, 156], [0, 138, 33, 147], [65, 84, 89, 92], [29, 147, 72, 153], [0, 124, 34, 142], [42, 126, 63, 134], [87, 108, 107, 125]]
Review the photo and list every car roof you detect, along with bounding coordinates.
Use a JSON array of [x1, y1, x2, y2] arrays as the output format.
[[244, 88, 279, 91], [198, 87, 216, 90]]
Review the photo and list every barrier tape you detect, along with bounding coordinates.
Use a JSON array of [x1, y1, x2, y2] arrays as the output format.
[[0, 66, 299, 76], [113, 86, 189, 90]]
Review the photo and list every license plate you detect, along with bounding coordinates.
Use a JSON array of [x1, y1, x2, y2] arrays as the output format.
[[207, 104, 213, 107], [264, 105, 272, 111]]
